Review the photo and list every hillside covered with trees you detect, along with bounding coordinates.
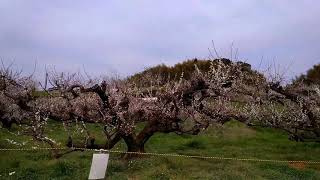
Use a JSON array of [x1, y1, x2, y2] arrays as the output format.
[[128, 58, 257, 88]]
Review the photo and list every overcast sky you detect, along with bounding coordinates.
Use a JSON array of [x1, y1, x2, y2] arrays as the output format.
[[0, 1, 319, 79]]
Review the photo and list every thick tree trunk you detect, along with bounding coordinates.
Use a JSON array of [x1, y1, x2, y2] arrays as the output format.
[[105, 133, 122, 149], [136, 124, 155, 147], [122, 135, 146, 159], [121, 123, 156, 158], [127, 143, 145, 153], [64, 122, 157, 159], [0, 118, 13, 129]]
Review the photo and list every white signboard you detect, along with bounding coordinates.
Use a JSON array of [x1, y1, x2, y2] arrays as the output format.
[[88, 153, 109, 180]]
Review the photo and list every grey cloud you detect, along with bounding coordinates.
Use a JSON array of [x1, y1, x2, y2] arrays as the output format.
[[0, 0, 319, 79]]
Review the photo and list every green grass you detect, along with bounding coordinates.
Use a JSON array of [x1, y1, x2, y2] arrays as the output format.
[[1, 120, 320, 179]]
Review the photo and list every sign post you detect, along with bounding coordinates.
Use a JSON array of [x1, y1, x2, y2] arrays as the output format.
[[88, 151, 109, 180]]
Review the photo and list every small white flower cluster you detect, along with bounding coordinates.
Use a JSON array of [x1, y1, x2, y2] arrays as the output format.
[[5, 138, 27, 146]]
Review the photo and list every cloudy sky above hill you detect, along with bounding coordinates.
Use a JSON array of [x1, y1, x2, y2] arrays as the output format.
[[0, 1, 319, 79]]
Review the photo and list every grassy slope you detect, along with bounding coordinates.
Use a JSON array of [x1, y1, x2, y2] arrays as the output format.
[[1, 121, 320, 180]]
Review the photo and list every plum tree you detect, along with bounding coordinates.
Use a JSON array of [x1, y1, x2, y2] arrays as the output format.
[[36, 59, 266, 155]]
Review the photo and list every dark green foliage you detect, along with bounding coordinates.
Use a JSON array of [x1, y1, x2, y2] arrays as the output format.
[[128, 58, 263, 89], [295, 63, 320, 85], [128, 58, 212, 87]]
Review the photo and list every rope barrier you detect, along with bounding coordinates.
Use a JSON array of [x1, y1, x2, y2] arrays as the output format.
[[0, 147, 319, 164]]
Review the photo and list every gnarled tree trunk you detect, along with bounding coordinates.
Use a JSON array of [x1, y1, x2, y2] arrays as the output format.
[[121, 123, 156, 158]]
